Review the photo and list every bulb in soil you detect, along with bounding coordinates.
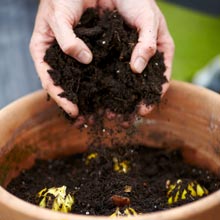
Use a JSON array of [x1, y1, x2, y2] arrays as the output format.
[[113, 157, 130, 174], [110, 207, 137, 217], [167, 179, 209, 205], [124, 185, 132, 193], [85, 153, 98, 165], [36, 186, 74, 213]]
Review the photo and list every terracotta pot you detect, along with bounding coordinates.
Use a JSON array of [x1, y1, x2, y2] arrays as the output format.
[[0, 80, 220, 220]]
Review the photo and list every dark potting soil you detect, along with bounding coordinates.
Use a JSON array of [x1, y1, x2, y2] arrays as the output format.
[[44, 8, 167, 116], [7, 145, 220, 215]]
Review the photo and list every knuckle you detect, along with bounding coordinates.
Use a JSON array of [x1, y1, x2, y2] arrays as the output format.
[[149, 44, 157, 54], [41, 81, 51, 92], [29, 35, 42, 57], [135, 10, 155, 28], [61, 43, 75, 55], [145, 43, 157, 55], [53, 11, 64, 23], [145, 11, 155, 21]]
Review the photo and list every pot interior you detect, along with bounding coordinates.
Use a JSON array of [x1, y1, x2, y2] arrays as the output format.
[[0, 81, 220, 189]]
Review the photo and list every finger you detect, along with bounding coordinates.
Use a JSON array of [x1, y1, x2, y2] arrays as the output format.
[[49, 18, 93, 64], [105, 109, 116, 120], [130, 12, 159, 73], [138, 14, 174, 116], [38, 61, 79, 117], [30, 36, 79, 117], [73, 116, 86, 128], [120, 121, 132, 129], [138, 104, 154, 116], [98, 0, 115, 10], [119, 114, 136, 128], [87, 115, 95, 125], [157, 14, 175, 96]]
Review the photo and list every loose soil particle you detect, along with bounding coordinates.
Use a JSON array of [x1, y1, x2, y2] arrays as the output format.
[[44, 8, 167, 116], [7, 145, 220, 215]]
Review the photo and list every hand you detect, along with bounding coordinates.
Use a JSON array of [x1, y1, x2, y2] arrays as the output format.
[[30, 0, 174, 120], [99, 0, 175, 116], [30, 0, 96, 117]]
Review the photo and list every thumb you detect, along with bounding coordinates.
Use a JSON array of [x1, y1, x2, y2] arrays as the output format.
[[130, 11, 159, 73], [49, 17, 93, 64]]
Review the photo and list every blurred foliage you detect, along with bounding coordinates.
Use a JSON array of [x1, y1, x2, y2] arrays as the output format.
[[158, 1, 220, 81]]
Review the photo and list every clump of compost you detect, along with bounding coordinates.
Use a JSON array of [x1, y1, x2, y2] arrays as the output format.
[[44, 8, 167, 116], [7, 145, 220, 216]]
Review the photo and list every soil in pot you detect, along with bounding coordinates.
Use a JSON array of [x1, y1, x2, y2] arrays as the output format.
[[44, 8, 167, 119], [7, 145, 220, 216]]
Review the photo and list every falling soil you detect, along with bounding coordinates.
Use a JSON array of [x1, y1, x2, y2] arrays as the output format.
[[7, 145, 220, 216], [44, 8, 167, 117]]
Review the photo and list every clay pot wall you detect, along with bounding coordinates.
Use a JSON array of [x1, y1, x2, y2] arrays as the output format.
[[0, 81, 220, 220]]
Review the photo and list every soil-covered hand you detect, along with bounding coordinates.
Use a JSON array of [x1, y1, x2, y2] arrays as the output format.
[[30, 0, 96, 116], [30, 0, 174, 119], [99, 0, 175, 116]]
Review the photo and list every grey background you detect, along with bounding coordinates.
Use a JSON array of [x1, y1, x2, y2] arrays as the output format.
[[0, 0, 40, 109], [166, 0, 220, 16]]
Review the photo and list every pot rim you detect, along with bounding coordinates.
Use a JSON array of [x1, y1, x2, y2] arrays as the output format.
[[1, 80, 220, 220], [1, 186, 220, 220]]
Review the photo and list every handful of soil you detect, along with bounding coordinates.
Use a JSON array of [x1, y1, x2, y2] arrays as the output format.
[[44, 8, 167, 116]]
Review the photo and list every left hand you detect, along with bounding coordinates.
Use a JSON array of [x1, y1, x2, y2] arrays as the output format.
[[99, 0, 175, 117]]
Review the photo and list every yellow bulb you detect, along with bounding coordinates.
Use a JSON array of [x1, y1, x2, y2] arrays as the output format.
[[181, 189, 187, 200], [38, 188, 47, 197], [167, 179, 208, 205], [85, 153, 98, 165], [110, 207, 137, 217], [124, 207, 137, 216], [187, 182, 197, 197], [37, 186, 74, 213], [168, 196, 174, 205], [196, 184, 206, 197], [110, 207, 121, 217], [113, 157, 130, 174]]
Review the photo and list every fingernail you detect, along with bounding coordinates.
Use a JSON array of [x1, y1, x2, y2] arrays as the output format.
[[134, 57, 147, 73], [77, 50, 92, 64]]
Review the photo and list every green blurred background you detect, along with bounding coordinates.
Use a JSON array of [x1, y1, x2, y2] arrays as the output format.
[[158, 0, 220, 81]]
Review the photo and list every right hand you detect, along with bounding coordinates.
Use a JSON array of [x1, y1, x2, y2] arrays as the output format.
[[30, 0, 96, 117]]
